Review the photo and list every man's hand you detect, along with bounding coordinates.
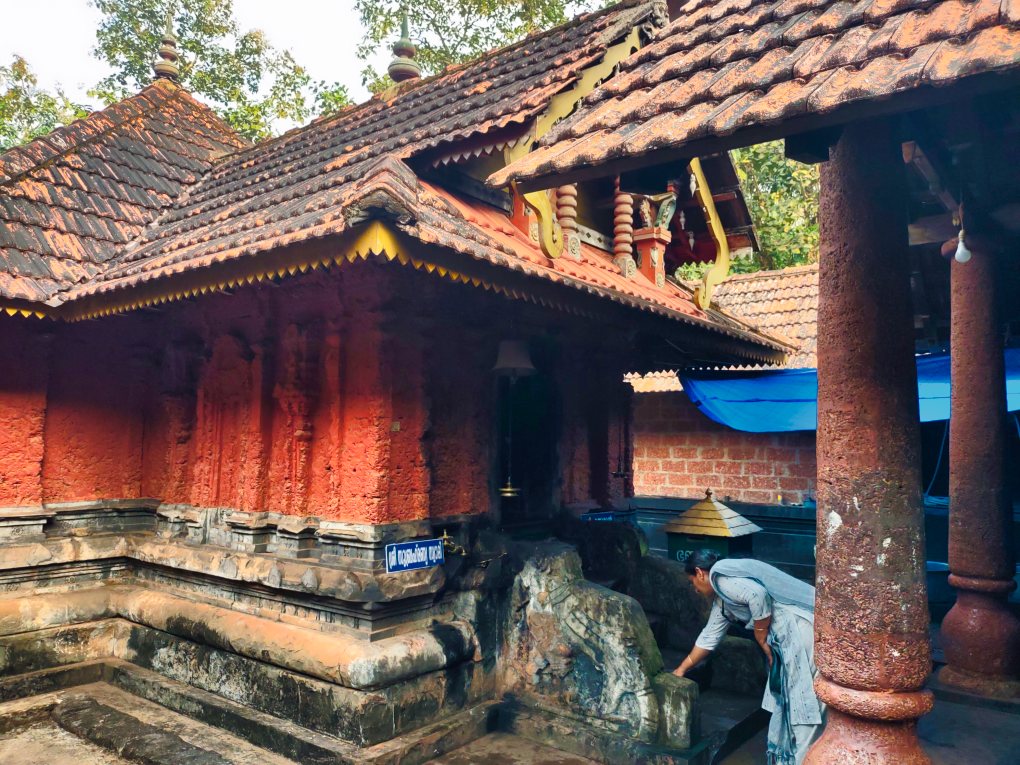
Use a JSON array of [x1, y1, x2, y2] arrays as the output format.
[[760, 640, 773, 668], [673, 665, 688, 678]]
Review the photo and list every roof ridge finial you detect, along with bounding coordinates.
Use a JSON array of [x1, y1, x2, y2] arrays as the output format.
[[154, 12, 180, 83], [387, 12, 421, 83]]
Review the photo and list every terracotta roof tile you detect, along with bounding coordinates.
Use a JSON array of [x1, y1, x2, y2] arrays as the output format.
[[493, 0, 1020, 187], [0, 79, 245, 303], [67, 152, 784, 361], [0, 1, 784, 361], [80, 0, 665, 291], [708, 263, 818, 367]]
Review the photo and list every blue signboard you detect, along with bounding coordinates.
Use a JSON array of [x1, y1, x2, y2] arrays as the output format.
[[583, 511, 617, 522], [385, 538, 445, 573]]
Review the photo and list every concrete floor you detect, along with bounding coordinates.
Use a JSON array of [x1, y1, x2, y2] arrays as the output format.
[[718, 698, 1020, 765]]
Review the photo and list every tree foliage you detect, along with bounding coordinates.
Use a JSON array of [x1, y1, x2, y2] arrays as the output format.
[[0, 56, 89, 151], [89, 0, 349, 141], [355, 0, 594, 92], [730, 140, 819, 271]]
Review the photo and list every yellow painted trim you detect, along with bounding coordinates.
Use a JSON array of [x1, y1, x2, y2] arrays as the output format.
[[67, 222, 406, 322], [532, 26, 642, 144], [517, 183, 564, 260], [500, 26, 643, 260], [60, 220, 591, 322], [0, 304, 50, 319], [690, 157, 731, 310]]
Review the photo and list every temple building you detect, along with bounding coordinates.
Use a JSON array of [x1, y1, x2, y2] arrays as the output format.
[[0, 2, 795, 764], [4, 0, 1020, 762]]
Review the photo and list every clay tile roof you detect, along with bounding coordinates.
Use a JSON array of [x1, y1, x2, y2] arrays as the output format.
[[493, 0, 1020, 187], [709, 263, 818, 367], [76, 0, 668, 299], [0, 0, 786, 361], [0, 79, 246, 304]]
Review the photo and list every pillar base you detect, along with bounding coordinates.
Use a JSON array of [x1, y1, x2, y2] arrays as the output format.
[[938, 665, 1020, 701], [804, 709, 931, 765], [941, 585, 1020, 688]]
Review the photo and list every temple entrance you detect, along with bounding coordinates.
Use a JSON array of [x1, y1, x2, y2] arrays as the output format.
[[494, 351, 561, 532]]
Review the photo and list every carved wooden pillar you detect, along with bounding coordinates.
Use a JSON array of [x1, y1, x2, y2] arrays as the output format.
[[940, 241, 1020, 697], [557, 183, 581, 260], [806, 118, 933, 764], [613, 177, 635, 278]]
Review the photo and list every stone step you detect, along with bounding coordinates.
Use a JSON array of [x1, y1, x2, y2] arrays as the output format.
[[498, 698, 716, 765], [103, 660, 360, 764], [698, 690, 769, 765], [0, 659, 499, 765], [108, 659, 499, 764], [0, 682, 301, 765]]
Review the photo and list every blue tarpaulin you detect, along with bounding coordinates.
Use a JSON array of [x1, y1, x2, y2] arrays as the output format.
[[679, 349, 1020, 433]]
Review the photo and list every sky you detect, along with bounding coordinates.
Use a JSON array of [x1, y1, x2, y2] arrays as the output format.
[[0, 0, 386, 109]]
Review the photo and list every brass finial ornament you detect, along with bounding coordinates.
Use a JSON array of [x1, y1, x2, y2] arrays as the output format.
[[387, 13, 421, 83], [153, 13, 180, 82]]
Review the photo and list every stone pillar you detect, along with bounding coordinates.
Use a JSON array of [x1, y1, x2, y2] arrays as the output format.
[[806, 119, 933, 764], [940, 242, 1020, 697]]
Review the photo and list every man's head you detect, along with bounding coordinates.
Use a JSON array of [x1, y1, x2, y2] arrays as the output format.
[[684, 549, 722, 597]]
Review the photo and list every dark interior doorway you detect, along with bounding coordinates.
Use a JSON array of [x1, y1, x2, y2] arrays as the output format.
[[495, 357, 561, 531]]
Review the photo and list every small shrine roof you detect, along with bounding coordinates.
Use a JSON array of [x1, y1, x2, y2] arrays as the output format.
[[494, 0, 1020, 188], [663, 489, 763, 538]]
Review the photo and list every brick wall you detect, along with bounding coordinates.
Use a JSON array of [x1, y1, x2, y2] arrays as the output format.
[[632, 392, 816, 505]]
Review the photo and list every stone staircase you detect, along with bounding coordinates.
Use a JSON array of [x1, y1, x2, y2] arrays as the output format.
[[0, 659, 499, 765]]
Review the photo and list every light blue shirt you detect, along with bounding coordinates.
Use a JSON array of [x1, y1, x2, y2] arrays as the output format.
[[695, 574, 771, 650]]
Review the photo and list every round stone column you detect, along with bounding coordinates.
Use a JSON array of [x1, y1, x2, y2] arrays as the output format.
[[940, 242, 1020, 697], [806, 118, 933, 764]]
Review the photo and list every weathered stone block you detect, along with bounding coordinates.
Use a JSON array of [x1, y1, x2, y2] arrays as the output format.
[[504, 542, 663, 742], [47, 500, 158, 537], [0, 507, 51, 542], [225, 511, 273, 552], [652, 671, 699, 749]]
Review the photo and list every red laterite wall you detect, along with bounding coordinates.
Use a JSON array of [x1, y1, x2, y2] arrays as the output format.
[[632, 391, 816, 505], [0, 260, 632, 524]]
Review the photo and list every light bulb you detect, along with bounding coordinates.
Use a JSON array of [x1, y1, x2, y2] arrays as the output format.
[[954, 229, 972, 263]]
